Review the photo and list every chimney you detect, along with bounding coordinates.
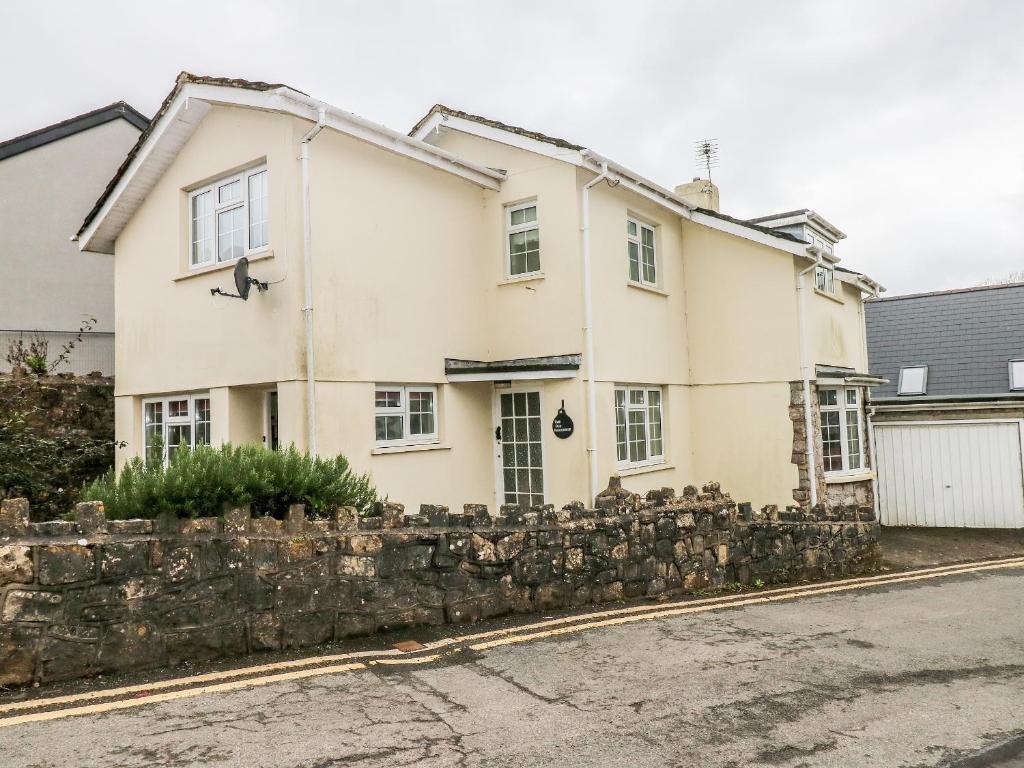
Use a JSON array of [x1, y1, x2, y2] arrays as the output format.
[[674, 177, 720, 212]]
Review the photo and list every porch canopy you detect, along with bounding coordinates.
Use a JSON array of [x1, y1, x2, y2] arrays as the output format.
[[445, 354, 582, 382], [815, 364, 889, 387]]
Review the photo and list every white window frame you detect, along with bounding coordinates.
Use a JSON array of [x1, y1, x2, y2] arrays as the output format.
[[374, 385, 439, 447], [897, 366, 929, 395], [142, 392, 212, 467], [614, 385, 665, 470], [188, 164, 268, 269], [504, 200, 540, 278], [814, 263, 836, 294], [1008, 360, 1024, 391], [818, 385, 865, 476], [627, 217, 657, 286]]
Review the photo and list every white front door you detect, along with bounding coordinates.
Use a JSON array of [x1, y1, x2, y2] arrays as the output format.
[[494, 388, 545, 507]]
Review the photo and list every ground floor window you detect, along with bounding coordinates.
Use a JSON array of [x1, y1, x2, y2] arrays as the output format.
[[818, 385, 863, 473], [615, 385, 664, 468], [143, 393, 211, 466], [375, 385, 438, 447]]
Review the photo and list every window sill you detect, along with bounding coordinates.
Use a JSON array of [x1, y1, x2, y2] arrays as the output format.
[[371, 441, 450, 456], [498, 272, 545, 287], [174, 250, 274, 282], [814, 287, 844, 304], [617, 461, 673, 478], [626, 280, 668, 297], [824, 470, 875, 484]]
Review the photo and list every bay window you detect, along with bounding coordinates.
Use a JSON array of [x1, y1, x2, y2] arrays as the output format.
[[143, 393, 212, 466], [818, 386, 864, 474], [189, 165, 268, 268], [375, 385, 438, 447], [615, 386, 665, 469]]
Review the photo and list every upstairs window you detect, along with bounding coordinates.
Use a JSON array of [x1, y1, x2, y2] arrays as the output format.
[[814, 263, 836, 294], [615, 386, 665, 469], [506, 201, 540, 277], [819, 386, 863, 474], [143, 393, 211, 466], [375, 385, 438, 447], [189, 165, 268, 268], [898, 366, 928, 395], [627, 218, 657, 285]]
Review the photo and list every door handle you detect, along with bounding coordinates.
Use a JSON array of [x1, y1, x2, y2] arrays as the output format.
[[495, 425, 501, 442]]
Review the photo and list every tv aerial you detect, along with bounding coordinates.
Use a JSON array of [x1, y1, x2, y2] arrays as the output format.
[[210, 257, 269, 300], [694, 139, 719, 181]]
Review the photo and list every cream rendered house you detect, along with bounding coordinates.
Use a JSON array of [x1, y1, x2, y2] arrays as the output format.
[[77, 73, 883, 512]]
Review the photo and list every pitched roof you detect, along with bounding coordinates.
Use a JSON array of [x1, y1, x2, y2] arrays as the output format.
[[409, 104, 585, 151], [865, 282, 1024, 399], [0, 101, 148, 162], [77, 74, 290, 242], [77, 73, 504, 252]]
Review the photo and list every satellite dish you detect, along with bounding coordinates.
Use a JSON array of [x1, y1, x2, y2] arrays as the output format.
[[234, 257, 252, 300], [210, 257, 269, 300]]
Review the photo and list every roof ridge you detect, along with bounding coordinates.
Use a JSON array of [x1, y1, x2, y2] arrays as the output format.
[[0, 101, 149, 161], [409, 103, 585, 151], [867, 281, 1024, 302]]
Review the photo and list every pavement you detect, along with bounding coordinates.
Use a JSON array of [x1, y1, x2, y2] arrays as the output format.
[[880, 526, 1024, 570], [3, 559, 1024, 768]]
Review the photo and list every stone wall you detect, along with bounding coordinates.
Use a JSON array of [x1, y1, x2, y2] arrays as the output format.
[[0, 372, 115, 519], [0, 481, 880, 687], [789, 381, 875, 511]]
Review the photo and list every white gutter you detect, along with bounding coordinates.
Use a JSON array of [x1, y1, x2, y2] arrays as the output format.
[[796, 259, 819, 508], [581, 162, 609, 503], [300, 107, 327, 457]]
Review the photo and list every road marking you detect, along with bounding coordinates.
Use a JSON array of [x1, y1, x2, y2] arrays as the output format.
[[2, 555, 1021, 727], [0, 663, 367, 729], [468, 558, 1024, 651]]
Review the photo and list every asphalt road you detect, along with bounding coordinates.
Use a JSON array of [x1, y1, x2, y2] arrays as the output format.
[[4, 565, 1024, 768]]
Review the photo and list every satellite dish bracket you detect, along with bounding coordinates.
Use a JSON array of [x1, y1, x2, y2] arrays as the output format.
[[210, 257, 269, 301]]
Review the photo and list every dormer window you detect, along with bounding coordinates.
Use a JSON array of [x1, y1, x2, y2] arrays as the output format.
[[897, 366, 928, 395], [189, 165, 268, 268]]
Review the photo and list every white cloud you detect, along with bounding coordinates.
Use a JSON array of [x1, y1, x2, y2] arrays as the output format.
[[1, 0, 1021, 294]]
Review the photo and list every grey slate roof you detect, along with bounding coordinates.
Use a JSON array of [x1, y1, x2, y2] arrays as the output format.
[[0, 101, 148, 162], [865, 282, 1024, 399]]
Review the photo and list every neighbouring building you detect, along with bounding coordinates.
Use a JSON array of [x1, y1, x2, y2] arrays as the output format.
[[0, 102, 148, 375], [77, 72, 883, 511], [867, 283, 1024, 528]]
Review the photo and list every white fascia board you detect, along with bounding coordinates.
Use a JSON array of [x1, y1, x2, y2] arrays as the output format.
[[447, 369, 578, 382], [80, 85, 503, 254], [79, 91, 209, 254], [689, 210, 812, 258], [276, 91, 503, 190], [411, 112, 586, 165], [414, 115, 821, 260]]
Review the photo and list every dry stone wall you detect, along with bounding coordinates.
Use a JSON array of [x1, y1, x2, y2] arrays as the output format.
[[0, 481, 880, 687]]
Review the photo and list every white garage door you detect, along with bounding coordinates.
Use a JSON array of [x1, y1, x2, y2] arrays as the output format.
[[875, 421, 1024, 528]]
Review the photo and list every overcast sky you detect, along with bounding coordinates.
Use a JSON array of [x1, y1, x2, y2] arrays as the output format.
[[3, 0, 1021, 295]]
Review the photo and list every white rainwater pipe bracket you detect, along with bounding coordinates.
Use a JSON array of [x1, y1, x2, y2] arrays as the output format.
[[581, 162, 610, 504], [301, 108, 327, 457]]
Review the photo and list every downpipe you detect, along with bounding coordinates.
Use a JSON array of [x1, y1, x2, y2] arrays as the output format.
[[301, 108, 327, 457], [581, 162, 609, 503]]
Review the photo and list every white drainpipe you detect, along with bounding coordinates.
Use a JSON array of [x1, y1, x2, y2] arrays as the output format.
[[581, 162, 609, 503], [300, 108, 327, 457], [796, 259, 819, 507]]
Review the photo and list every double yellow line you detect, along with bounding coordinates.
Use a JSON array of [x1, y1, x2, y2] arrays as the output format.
[[2, 556, 1022, 729]]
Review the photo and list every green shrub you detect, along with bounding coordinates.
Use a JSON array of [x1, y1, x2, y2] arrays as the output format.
[[82, 443, 377, 520]]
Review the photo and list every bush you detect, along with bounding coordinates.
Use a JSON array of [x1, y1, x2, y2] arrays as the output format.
[[82, 443, 377, 520]]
